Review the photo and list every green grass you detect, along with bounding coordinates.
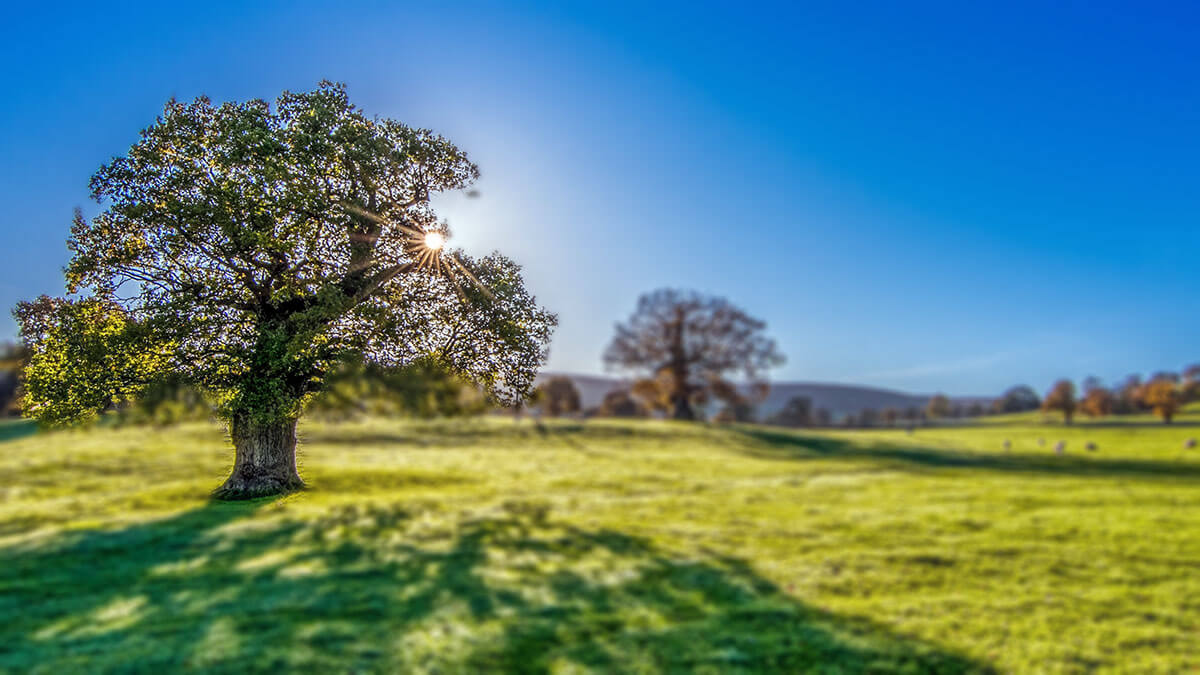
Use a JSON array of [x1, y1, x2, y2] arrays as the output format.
[[1, 411, 1199, 673]]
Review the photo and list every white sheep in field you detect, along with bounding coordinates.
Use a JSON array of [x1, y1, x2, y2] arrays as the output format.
[[1002, 439, 1011, 451], [1185, 438, 1197, 450], [1085, 442, 1097, 452], [1054, 441, 1065, 455]]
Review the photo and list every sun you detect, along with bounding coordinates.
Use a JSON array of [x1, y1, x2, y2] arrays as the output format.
[[423, 231, 446, 251]]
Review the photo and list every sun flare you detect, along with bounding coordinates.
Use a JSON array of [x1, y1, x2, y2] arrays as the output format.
[[423, 231, 446, 251]]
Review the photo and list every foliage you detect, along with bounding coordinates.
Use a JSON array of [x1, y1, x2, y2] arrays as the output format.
[[1183, 364, 1200, 403], [14, 82, 555, 431], [1139, 378, 1181, 424], [596, 389, 644, 417], [925, 393, 951, 419], [534, 376, 581, 417], [629, 373, 672, 414], [992, 385, 1040, 414], [1081, 384, 1115, 419], [1042, 379, 1077, 424], [1114, 375, 1147, 414], [115, 374, 213, 426], [713, 400, 758, 424], [305, 357, 487, 421], [0, 343, 26, 417], [603, 289, 783, 421], [14, 296, 170, 425], [768, 395, 813, 427]]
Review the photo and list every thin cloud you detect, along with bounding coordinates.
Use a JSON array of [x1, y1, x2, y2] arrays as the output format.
[[855, 351, 1017, 381]]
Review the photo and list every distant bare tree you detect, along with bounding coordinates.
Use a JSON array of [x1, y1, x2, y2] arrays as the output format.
[[604, 289, 783, 421], [1042, 380, 1077, 424], [882, 407, 900, 426]]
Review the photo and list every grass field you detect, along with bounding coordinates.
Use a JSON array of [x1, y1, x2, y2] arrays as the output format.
[[1, 409, 1199, 673]]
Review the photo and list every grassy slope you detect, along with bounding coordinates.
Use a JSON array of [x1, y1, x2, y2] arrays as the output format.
[[0, 410, 1198, 673]]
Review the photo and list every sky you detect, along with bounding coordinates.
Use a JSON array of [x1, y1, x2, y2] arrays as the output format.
[[2, 0, 1197, 396]]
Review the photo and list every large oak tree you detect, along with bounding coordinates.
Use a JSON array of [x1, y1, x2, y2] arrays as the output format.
[[603, 289, 783, 420], [15, 83, 556, 499]]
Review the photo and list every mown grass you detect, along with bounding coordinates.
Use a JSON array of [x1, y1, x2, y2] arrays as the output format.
[[1, 410, 1198, 673]]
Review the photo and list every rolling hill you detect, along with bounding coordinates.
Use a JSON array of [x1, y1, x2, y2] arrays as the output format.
[[537, 373, 989, 418]]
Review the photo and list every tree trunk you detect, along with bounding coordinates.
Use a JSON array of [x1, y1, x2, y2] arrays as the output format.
[[672, 395, 695, 421], [213, 414, 304, 500]]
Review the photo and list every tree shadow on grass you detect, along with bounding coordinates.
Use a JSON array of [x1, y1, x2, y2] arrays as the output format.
[[0, 500, 992, 674], [729, 427, 1200, 482], [300, 419, 646, 451], [0, 419, 36, 443]]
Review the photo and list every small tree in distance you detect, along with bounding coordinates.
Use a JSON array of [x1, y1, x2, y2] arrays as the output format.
[[15, 83, 556, 499], [603, 289, 784, 421], [769, 396, 812, 427], [1080, 379, 1114, 419], [536, 376, 581, 417], [1140, 377, 1181, 424], [992, 385, 1040, 414], [1042, 380, 1077, 424], [1182, 364, 1200, 403], [597, 389, 643, 418], [926, 394, 951, 420]]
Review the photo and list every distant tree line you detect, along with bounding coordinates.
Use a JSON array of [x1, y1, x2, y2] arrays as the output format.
[[1037, 367, 1199, 425], [0, 343, 26, 417]]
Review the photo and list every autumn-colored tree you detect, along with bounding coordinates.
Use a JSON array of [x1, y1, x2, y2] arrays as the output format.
[[536, 376, 582, 417], [1080, 386, 1114, 418], [1140, 377, 1182, 424], [1042, 380, 1077, 424], [603, 289, 783, 421], [926, 394, 951, 419], [14, 83, 556, 498], [710, 378, 767, 423], [629, 373, 672, 415]]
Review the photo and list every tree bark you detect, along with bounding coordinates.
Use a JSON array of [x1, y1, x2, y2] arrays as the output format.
[[672, 394, 695, 421], [213, 414, 304, 500]]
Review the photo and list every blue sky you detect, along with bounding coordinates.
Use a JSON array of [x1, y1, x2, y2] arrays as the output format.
[[2, 1, 1197, 395]]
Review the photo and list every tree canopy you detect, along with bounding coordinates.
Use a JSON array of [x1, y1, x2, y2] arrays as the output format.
[[603, 289, 783, 420], [1042, 379, 1077, 424], [16, 82, 555, 497]]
